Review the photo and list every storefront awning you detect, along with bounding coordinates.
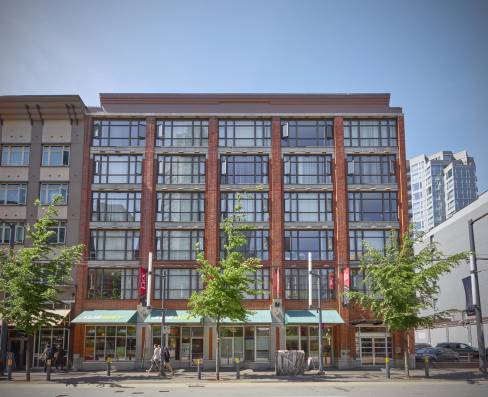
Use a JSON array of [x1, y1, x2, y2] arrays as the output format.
[[144, 310, 202, 324], [45, 309, 71, 326], [222, 310, 272, 324], [285, 310, 344, 324], [72, 310, 138, 324]]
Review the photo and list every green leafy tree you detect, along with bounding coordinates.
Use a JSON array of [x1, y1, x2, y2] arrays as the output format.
[[348, 229, 468, 376], [0, 198, 83, 381], [188, 196, 261, 380]]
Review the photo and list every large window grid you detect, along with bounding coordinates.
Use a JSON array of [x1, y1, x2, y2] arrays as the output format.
[[89, 230, 140, 260], [156, 230, 204, 260], [349, 229, 397, 260], [84, 325, 136, 361], [344, 119, 397, 147], [1, 145, 30, 166], [154, 268, 202, 299], [221, 192, 268, 222], [219, 120, 271, 147], [156, 192, 204, 222], [93, 155, 143, 184], [48, 221, 66, 244], [220, 155, 269, 184], [244, 268, 270, 299], [0, 222, 24, 244], [92, 192, 141, 222], [92, 120, 146, 147], [350, 266, 371, 294], [348, 192, 398, 222], [87, 268, 139, 299], [347, 155, 396, 184], [42, 145, 70, 166], [157, 155, 205, 184], [281, 120, 333, 147], [284, 192, 333, 222], [0, 183, 27, 205], [285, 230, 334, 260], [40, 183, 68, 205], [285, 268, 335, 300], [157, 120, 208, 147], [220, 230, 269, 260], [283, 155, 332, 185]]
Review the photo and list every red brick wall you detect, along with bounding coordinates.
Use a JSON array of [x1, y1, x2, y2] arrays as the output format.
[[205, 117, 219, 265], [397, 115, 409, 236]]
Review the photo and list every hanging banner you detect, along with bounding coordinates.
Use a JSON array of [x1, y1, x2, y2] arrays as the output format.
[[343, 267, 350, 288], [139, 267, 147, 306], [462, 276, 475, 316]]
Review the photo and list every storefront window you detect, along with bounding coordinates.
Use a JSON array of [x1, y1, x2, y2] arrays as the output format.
[[83, 325, 136, 361], [285, 325, 333, 366]]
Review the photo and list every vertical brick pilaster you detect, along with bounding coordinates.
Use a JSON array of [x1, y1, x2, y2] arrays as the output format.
[[397, 115, 409, 236], [333, 116, 351, 355], [205, 117, 219, 264], [270, 117, 284, 300]]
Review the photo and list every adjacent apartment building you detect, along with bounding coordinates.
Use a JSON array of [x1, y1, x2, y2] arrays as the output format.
[[0, 93, 410, 370], [409, 151, 478, 233]]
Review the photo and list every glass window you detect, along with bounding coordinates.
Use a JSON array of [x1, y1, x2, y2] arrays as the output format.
[[0, 222, 25, 244], [349, 229, 398, 260], [157, 192, 204, 222], [156, 120, 208, 147], [221, 192, 268, 222], [92, 192, 141, 222], [285, 268, 335, 300], [89, 230, 140, 260], [40, 183, 69, 205], [154, 268, 202, 299], [350, 266, 371, 294], [47, 221, 66, 244], [284, 230, 334, 260], [347, 155, 396, 184], [220, 155, 269, 185], [284, 192, 333, 222], [1, 145, 30, 166], [92, 120, 146, 147], [155, 230, 204, 260], [220, 229, 269, 260], [283, 155, 332, 185], [0, 184, 27, 205], [281, 120, 333, 147], [157, 155, 205, 184], [93, 155, 143, 184], [87, 268, 139, 299], [42, 146, 70, 166], [84, 325, 136, 361], [219, 120, 271, 147], [244, 268, 270, 299], [348, 192, 398, 222], [344, 119, 397, 147]]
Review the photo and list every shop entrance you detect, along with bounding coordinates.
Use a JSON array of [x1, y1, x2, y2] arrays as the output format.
[[356, 326, 392, 366], [285, 325, 334, 367]]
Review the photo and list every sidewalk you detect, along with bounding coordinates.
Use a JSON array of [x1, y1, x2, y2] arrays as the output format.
[[1, 367, 487, 384]]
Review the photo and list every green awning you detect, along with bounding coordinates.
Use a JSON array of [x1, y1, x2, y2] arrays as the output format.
[[144, 310, 202, 324], [222, 310, 272, 324], [285, 310, 344, 325], [72, 310, 137, 324]]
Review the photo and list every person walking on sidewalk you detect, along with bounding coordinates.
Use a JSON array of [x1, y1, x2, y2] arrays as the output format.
[[162, 346, 174, 375], [41, 344, 54, 373], [146, 344, 161, 373], [55, 344, 65, 371]]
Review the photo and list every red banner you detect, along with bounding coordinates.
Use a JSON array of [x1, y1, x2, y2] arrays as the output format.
[[329, 273, 335, 291], [139, 267, 147, 298], [343, 267, 350, 288]]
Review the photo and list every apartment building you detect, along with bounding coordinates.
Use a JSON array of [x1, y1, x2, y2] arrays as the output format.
[[1, 93, 410, 370]]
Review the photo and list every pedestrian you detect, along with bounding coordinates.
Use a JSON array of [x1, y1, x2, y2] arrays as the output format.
[[40, 344, 53, 373], [55, 344, 65, 371], [146, 344, 161, 373], [162, 346, 174, 375]]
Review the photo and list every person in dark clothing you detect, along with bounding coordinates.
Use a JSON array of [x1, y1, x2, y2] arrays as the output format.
[[162, 346, 174, 375], [55, 344, 64, 370], [41, 344, 54, 372]]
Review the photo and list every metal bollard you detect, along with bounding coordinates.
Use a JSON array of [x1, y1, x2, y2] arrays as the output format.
[[385, 357, 391, 379], [235, 357, 240, 380], [424, 356, 430, 378], [197, 359, 202, 380], [106, 357, 112, 377], [7, 354, 13, 381], [46, 359, 52, 381]]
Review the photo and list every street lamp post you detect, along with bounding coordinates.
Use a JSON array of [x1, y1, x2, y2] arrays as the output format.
[[468, 213, 488, 374], [308, 252, 325, 375], [160, 270, 167, 377]]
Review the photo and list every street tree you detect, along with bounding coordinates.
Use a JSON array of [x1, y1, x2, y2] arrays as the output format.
[[188, 197, 261, 380], [0, 198, 83, 381], [347, 229, 468, 376]]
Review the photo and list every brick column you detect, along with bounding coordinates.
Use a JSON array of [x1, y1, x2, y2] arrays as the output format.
[[397, 115, 409, 236], [270, 117, 284, 300], [333, 116, 352, 362], [205, 117, 219, 264]]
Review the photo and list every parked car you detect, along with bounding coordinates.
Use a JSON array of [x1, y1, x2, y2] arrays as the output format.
[[435, 342, 479, 358], [415, 347, 460, 362], [415, 343, 432, 350]]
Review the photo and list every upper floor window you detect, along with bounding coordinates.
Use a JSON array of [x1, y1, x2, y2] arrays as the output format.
[[89, 229, 140, 260], [87, 268, 139, 300], [344, 119, 397, 147], [42, 145, 70, 166], [157, 155, 205, 184], [347, 155, 396, 184], [154, 268, 202, 299], [348, 192, 398, 222], [285, 268, 335, 300], [156, 192, 204, 222], [0, 183, 27, 205], [221, 192, 268, 222], [40, 183, 68, 205], [220, 229, 269, 260], [284, 192, 333, 222], [219, 120, 271, 147], [155, 229, 204, 260], [1, 145, 30, 166], [92, 120, 146, 147], [285, 230, 334, 260], [220, 155, 268, 185], [281, 120, 333, 147], [0, 222, 24, 244], [283, 155, 332, 185], [47, 221, 66, 244], [93, 155, 142, 184], [349, 229, 397, 260], [244, 268, 270, 300], [92, 191, 141, 222], [156, 120, 208, 147]]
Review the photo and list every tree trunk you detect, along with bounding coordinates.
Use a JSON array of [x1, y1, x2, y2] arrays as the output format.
[[25, 334, 33, 381], [403, 333, 410, 377], [215, 322, 220, 380]]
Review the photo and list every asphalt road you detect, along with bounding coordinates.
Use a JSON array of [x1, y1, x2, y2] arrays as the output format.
[[0, 381, 487, 397]]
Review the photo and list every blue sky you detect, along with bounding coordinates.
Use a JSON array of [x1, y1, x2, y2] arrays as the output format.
[[1, 0, 487, 191]]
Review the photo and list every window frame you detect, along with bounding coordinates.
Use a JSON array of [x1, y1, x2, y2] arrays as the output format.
[[349, 229, 397, 260], [285, 267, 335, 300], [284, 192, 333, 222], [220, 192, 269, 222], [1, 145, 30, 166], [220, 229, 269, 260], [41, 145, 70, 167], [284, 229, 334, 260], [220, 155, 269, 185], [91, 191, 141, 222], [93, 154, 143, 184], [87, 267, 139, 300], [0, 183, 27, 205], [283, 155, 332, 185], [89, 229, 140, 261], [347, 155, 397, 184], [344, 119, 397, 147], [156, 192, 204, 222], [157, 155, 206, 185], [153, 268, 203, 300], [92, 120, 146, 147], [155, 229, 204, 260], [281, 119, 334, 147], [0, 222, 25, 244], [218, 120, 271, 147], [348, 192, 398, 222], [40, 183, 69, 205], [156, 119, 208, 147]]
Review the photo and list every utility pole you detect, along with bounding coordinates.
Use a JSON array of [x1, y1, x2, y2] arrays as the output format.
[[468, 213, 488, 374], [308, 252, 325, 375], [160, 270, 167, 377]]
